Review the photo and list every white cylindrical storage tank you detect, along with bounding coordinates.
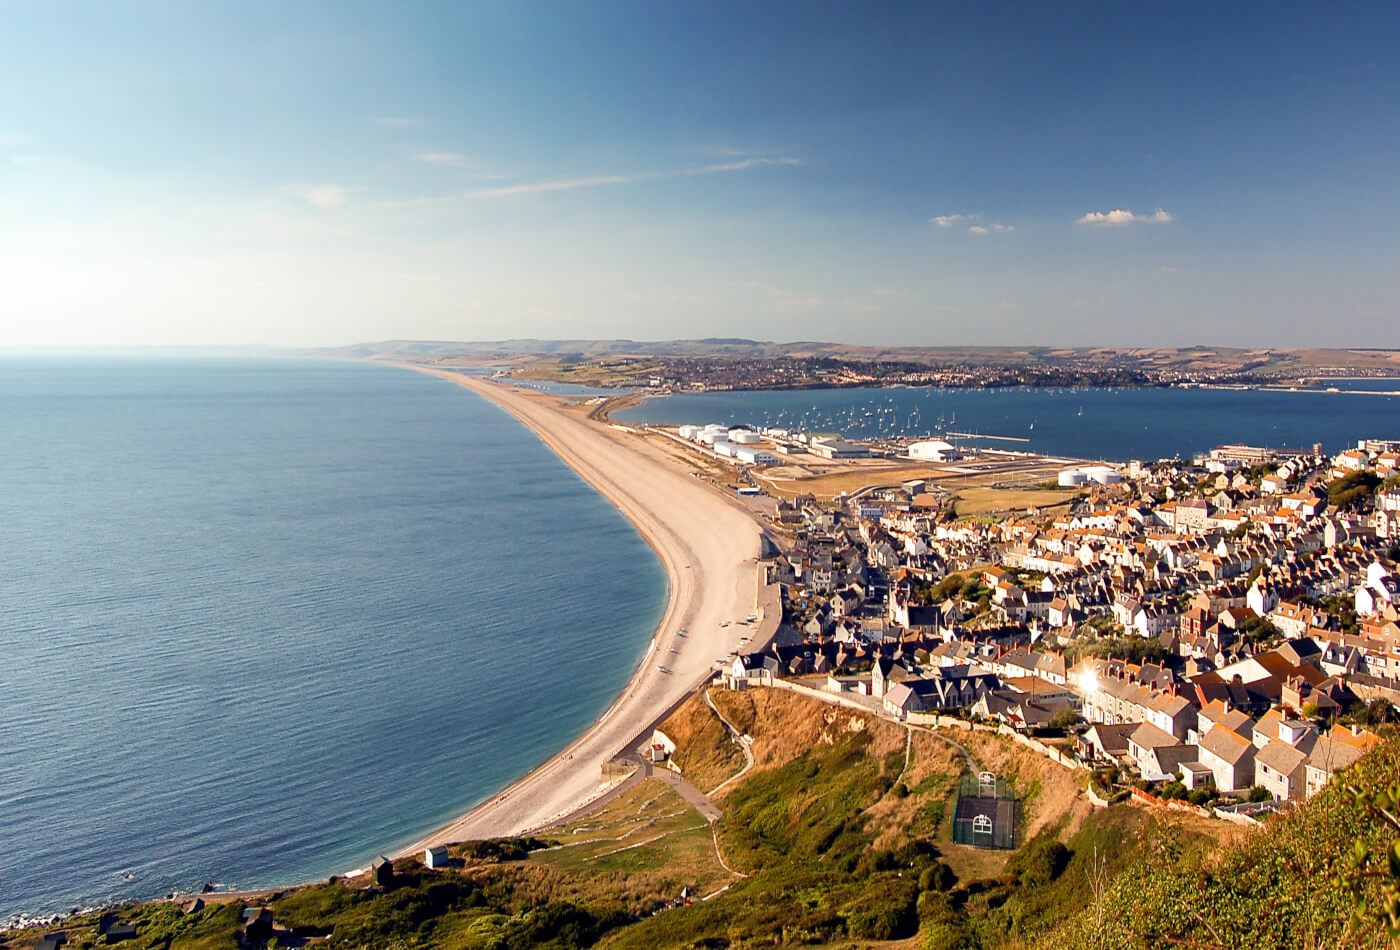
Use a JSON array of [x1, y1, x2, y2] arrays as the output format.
[[679, 424, 700, 439], [699, 431, 721, 445], [732, 431, 761, 444], [1082, 466, 1120, 485], [1058, 468, 1088, 487]]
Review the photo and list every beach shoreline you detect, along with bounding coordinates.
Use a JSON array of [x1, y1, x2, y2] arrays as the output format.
[[385, 364, 772, 853]]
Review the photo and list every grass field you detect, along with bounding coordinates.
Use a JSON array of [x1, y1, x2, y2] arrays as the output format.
[[510, 359, 661, 386], [530, 780, 728, 893], [753, 457, 1075, 503], [951, 485, 1080, 516]]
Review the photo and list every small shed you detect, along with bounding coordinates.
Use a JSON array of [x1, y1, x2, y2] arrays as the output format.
[[371, 854, 396, 887], [104, 924, 137, 945], [242, 907, 274, 941], [425, 846, 450, 870]]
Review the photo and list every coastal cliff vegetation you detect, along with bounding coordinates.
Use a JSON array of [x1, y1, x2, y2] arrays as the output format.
[[5, 691, 1396, 950]]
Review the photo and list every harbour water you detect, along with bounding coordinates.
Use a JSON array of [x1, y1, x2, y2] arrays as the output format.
[[613, 385, 1400, 460], [0, 357, 667, 921]]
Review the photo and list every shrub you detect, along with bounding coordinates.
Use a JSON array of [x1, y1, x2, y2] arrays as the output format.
[[919, 893, 982, 950], [846, 883, 918, 940], [1007, 837, 1071, 888], [919, 861, 957, 893]]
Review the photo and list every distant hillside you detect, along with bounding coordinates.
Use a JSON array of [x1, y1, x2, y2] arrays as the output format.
[[309, 339, 1400, 378]]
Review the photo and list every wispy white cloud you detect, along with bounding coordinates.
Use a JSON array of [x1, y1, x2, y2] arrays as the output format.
[[416, 151, 476, 168], [283, 183, 351, 209], [412, 151, 514, 181], [466, 174, 631, 199], [380, 157, 801, 207], [934, 213, 1013, 234], [1076, 208, 1173, 226]]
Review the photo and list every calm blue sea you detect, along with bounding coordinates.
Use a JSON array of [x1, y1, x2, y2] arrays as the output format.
[[613, 386, 1400, 461], [0, 357, 666, 921]]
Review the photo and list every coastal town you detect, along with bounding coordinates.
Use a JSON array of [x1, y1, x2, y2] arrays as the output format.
[[392, 340, 1400, 394], [702, 426, 1400, 817]]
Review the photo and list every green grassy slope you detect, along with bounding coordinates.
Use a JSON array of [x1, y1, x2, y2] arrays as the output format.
[[4, 693, 1394, 950]]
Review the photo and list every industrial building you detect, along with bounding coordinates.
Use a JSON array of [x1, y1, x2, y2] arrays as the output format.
[[808, 437, 872, 460], [735, 445, 778, 465], [906, 439, 959, 462]]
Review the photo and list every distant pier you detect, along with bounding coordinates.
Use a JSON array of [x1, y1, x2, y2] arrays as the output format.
[[946, 431, 1032, 443]]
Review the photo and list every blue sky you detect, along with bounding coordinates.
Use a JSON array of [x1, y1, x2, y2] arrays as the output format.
[[2, 2, 1397, 347]]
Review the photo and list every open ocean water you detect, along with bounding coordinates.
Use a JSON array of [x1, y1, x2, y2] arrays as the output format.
[[613, 385, 1400, 460], [0, 356, 666, 921]]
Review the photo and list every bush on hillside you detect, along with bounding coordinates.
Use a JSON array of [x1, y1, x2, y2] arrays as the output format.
[[1053, 735, 1400, 949], [1006, 837, 1071, 889], [920, 861, 957, 893]]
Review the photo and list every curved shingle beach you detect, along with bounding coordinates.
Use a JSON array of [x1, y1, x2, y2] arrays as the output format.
[[392, 366, 770, 847]]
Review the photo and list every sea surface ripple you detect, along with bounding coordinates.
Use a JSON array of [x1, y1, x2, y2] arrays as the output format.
[[0, 356, 665, 920]]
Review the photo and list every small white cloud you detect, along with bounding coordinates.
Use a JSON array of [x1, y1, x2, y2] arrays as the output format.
[[417, 151, 471, 167], [1077, 208, 1174, 226], [931, 214, 966, 227], [284, 183, 351, 209], [969, 223, 1013, 234]]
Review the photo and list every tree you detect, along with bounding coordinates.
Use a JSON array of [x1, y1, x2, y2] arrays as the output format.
[[1329, 470, 1382, 511], [1338, 780, 1400, 944], [1367, 699, 1398, 727], [1240, 615, 1281, 646]]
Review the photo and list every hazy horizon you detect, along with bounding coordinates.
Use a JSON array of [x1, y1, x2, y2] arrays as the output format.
[[3, 3, 1397, 348]]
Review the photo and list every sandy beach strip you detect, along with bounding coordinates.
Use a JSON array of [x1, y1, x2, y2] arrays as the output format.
[[387, 365, 769, 850]]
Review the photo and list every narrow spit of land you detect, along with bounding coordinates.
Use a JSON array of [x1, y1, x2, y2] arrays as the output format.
[[389, 365, 769, 851]]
